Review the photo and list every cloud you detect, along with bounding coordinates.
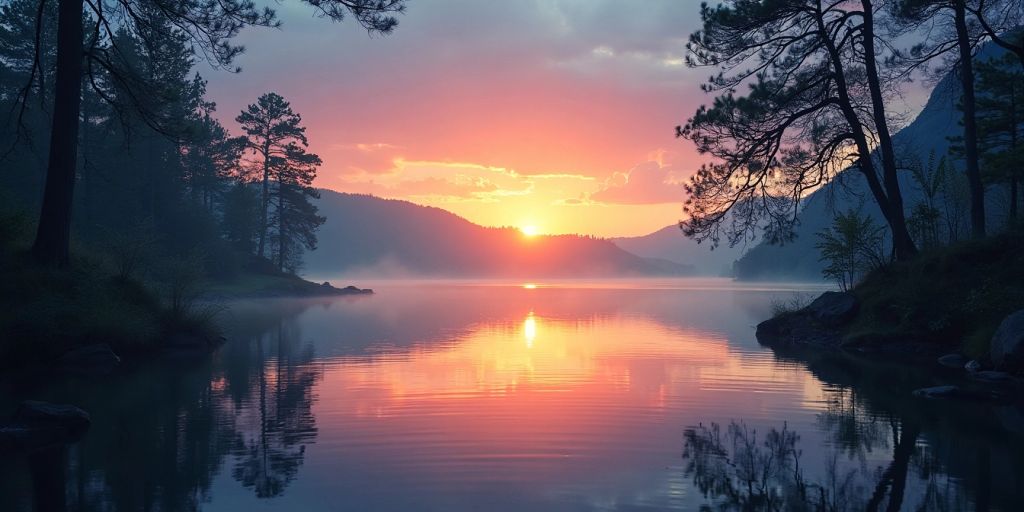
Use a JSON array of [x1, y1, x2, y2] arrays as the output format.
[[337, 159, 536, 202], [322, 142, 403, 176], [590, 157, 690, 205]]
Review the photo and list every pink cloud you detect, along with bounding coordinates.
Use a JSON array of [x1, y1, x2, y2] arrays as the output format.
[[590, 158, 691, 205]]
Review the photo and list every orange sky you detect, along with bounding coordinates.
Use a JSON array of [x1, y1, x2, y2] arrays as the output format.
[[204, 1, 927, 238]]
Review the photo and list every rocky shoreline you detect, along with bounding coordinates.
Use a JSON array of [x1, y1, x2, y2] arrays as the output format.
[[756, 291, 1024, 403]]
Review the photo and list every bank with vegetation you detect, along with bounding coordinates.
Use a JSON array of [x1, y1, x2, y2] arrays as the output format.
[[0, 1, 395, 374]]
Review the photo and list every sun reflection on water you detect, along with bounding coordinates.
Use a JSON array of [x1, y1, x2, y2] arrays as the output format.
[[523, 312, 537, 348]]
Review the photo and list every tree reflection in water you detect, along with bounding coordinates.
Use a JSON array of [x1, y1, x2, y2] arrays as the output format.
[[230, 319, 320, 498], [0, 300, 322, 511], [682, 382, 980, 511]]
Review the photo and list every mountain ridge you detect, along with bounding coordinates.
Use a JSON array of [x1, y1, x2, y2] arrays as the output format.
[[304, 191, 696, 278]]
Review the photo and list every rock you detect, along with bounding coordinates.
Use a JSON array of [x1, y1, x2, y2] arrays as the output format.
[[938, 353, 968, 369], [805, 291, 859, 327], [15, 401, 91, 434], [58, 343, 120, 375], [0, 401, 91, 452], [341, 285, 373, 295], [321, 281, 332, 287], [991, 309, 1024, 369], [965, 359, 983, 373], [912, 385, 999, 401], [970, 370, 1014, 384], [756, 313, 842, 348], [913, 385, 961, 399]]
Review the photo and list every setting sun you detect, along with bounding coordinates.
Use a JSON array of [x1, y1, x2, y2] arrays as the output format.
[[520, 225, 540, 237]]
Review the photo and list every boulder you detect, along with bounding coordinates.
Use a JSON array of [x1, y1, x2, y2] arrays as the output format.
[[341, 285, 374, 295], [913, 385, 961, 399], [937, 353, 968, 369], [0, 401, 91, 452], [805, 291, 859, 326], [14, 401, 91, 434], [912, 385, 999, 401], [991, 310, 1024, 369], [970, 370, 1015, 384], [965, 359, 983, 373], [58, 343, 120, 375]]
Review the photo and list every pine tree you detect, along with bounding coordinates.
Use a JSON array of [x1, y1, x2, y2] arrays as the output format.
[[236, 93, 308, 260], [974, 54, 1024, 222], [269, 143, 324, 273], [26, 0, 405, 266]]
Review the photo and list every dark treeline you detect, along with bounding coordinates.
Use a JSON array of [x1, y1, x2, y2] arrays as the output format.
[[0, 1, 325, 277], [0, 0, 405, 362]]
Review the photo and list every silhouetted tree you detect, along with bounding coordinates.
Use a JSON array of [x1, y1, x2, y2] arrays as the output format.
[[270, 143, 325, 273], [816, 210, 887, 290], [893, 0, 988, 238], [236, 93, 308, 260], [24, 0, 405, 266], [183, 109, 246, 211], [974, 53, 1024, 222], [679, 0, 918, 261]]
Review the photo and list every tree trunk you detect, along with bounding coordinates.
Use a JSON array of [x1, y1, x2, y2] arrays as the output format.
[[861, 0, 918, 261], [955, 0, 987, 238], [257, 141, 270, 259], [32, 0, 84, 267], [278, 183, 285, 272], [1011, 176, 1019, 223]]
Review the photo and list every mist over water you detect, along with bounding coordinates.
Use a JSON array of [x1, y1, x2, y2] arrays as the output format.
[[2, 279, 1021, 510]]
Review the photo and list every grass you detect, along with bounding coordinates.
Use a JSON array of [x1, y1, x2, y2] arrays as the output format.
[[842, 230, 1024, 356], [769, 292, 815, 317]]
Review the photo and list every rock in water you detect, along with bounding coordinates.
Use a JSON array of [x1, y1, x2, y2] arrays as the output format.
[[965, 359, 983, 373], [913, 385, 962, 399], [58, 343, 121, 375], [14, 401, 91, 435], [0, 401, 91, 452], [912, 385, 999, 401], [991, 310, 1024, 370], [938, 353, 969, 369], [805, 291, 859, 326], [970, 370, 1014, 384]]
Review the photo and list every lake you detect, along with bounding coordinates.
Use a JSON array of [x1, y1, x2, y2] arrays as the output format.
[[2, 279, 1023, 511]]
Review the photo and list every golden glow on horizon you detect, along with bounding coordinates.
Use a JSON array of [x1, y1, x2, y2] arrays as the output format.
[[520, 225, 540, 237], [523, 283, 538, 289]]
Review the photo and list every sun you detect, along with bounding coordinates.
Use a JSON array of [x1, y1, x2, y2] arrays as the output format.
[[520, 225, 540, 237]]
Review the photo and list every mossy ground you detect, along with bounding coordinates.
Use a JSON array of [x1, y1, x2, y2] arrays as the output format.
[[844, 230, 1024, 357]]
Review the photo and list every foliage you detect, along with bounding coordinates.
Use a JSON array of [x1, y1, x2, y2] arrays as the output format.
[[906, 152, 952, 249], [678, 0, 917, 260], [815, 211, 887, 291], [770, 293, 814, 318], [236, 93, 324, 271], [845, 230, 1024, 352]]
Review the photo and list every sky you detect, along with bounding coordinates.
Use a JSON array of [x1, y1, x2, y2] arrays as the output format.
[[203, 0, 926, 238]]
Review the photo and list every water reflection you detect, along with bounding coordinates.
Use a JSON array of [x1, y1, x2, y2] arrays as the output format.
[[229, 320, 319, 498], [0, 280, 1022, 511]]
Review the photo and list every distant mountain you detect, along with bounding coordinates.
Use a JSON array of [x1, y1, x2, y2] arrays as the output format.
[[303, 191, 694, 278], [733, 43, 1008, 280], [610, 225, 746, 276]]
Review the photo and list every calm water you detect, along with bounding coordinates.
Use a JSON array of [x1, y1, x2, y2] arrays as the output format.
[[3, 279, 1024, 511]]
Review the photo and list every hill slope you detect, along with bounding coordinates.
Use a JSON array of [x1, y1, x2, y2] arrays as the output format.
[[304, 191, 694, 278], [611, 225, 746, 276]]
